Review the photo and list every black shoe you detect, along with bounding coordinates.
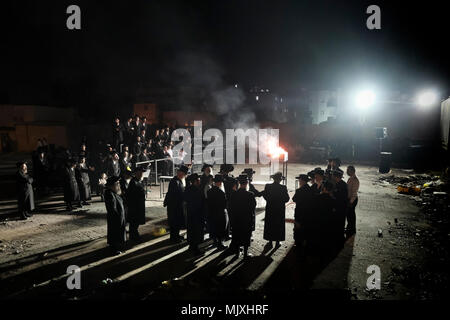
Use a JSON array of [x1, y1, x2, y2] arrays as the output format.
[[345, 230, 356, 239], [110, 247, 122, 256], [130, 235, 142, 243], [82, 201, 91, 206], [217, 243, 228, 250], [190, 247, 204, 256], [244, 253, 253, 260], [25, 211, 33, 217], [170, 237, 183, 243], [20, 213, 28, 220]]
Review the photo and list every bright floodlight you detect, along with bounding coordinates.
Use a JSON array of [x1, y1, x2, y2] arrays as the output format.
[[417, 90, 438, 107], [355, 90, 375, 109]]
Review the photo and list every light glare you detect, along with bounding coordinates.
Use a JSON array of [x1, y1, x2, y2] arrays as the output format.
[[417, 90, 438, 107], [355, 90, 376, 109]]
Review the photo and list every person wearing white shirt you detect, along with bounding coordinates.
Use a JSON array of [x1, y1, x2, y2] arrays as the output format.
[[346, 165, 360, 237]]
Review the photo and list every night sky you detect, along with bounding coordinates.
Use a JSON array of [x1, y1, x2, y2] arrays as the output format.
[[1, 0, 449, 118]]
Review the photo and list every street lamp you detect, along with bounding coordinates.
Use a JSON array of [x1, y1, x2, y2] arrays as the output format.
[[355, 90, 376, 109], [417, 90, 438, 108]]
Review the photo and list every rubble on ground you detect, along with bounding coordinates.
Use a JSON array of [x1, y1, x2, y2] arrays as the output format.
[[378, 169, 450, 299]]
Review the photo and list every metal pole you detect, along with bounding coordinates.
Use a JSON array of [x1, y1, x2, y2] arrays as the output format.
[[155, 160, 158, 185]]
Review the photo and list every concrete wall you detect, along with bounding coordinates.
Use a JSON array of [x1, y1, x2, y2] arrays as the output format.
[[15, 124, 68, 152], [133, 103, 158, 123], [0, 105, 73, 152], [162, 111, 215, 126]]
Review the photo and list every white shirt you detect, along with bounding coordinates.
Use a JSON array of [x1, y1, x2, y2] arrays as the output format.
[[347, 175, 360, 204]]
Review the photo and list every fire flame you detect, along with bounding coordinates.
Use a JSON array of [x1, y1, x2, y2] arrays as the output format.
[[267, 137, 288, 159]]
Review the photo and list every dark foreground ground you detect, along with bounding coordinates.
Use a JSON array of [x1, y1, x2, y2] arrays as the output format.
[[0, 161, 449, 301]]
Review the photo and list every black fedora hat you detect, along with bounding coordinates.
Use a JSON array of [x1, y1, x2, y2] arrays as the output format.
[[213, 174, 224, 183], [242, 168, 256, 175], [187, 173, 200, 182], [133, 166, 147, 173], [201, 164, 213, 171], [106, 176, 121, 186], [270, 172, 285, 180], [16, 161, 28, 168], [178, 165, 189, 174], [237, 174, 249, 184], [296, 174, 310, 182], [332, 168, 344, 177], [314, 168, 325, 176]]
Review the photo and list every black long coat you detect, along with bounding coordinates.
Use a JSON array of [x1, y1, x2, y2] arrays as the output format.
[[183, 184, 204, 246], [305, 193, 337, 254], [76, 164, 91, 201], [334, 180, 349, 219], [16, 170, 35, 213], [223, 174, 235, 202], [63, 167, 80, 203], [127, 178, 146, 225], [292, 184, 313, 224], [292, 184, 313, 243], [112, 123, 124, 144], [164, 176, 186, 230], [229, 188, 256, 247], [35, 157, 50, 188], [106, 160, 121, 178], [104, 189, 127, 247], [311, 182, 323, 195], [207, 186, 229, 239], [263, 183, 290, 241], [333, 179, 348, 242]]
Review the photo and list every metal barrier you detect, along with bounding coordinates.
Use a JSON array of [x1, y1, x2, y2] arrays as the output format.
[[135, 158, 176, 185]]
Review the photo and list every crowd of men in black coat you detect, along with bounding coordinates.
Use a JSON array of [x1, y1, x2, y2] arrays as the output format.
[[16, 115, 192, 219], [16, 121, 360, 262], [104, 158, 359, 261], [293, 158, 360, 262]]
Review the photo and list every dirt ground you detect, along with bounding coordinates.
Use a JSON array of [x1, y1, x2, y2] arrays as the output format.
[[0, 163, 448, 300]]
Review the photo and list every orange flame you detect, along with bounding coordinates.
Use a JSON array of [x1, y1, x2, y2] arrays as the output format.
[[267, 137, 288, 159]]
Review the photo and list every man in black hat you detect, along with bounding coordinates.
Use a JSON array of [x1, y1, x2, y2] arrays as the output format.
[[164, 165, 188, 242], [228, 175, 256, 259], [220, 164, 235, 201], [331, 168, 348, 250], [184, 173, 205, 255], [292, 174, 313, 250], [120, 167, 133, 222], [127, 166, 147, 242], [133, 136, 143, 157], [63, 159, 81, 211], [76, 156, 94, 206], [242, 168, 263, 197], [263, 172, 290, 248], [306, 181, 337, 260], [16, 161, 35, 220], [345, 165, 360, 237], [112, 117, 124, 152], [106, 152, 121, 178], [120, 150, 132, 174], [34, 150, 50, 196], [104, 176, 127, 255], [132, 114, 142, 138], [200, 164, 213, 234], [200, 164, 213, 197], [311, 168, 325, 195], [124, 117, 134, 147], [207, 174, 229, 250]]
